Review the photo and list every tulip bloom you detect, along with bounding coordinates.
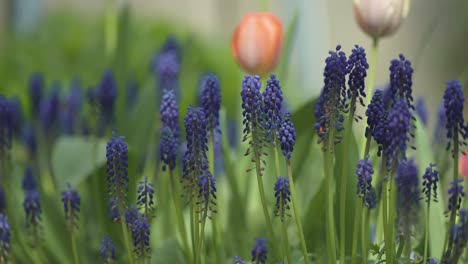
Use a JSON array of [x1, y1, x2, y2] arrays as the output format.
[[459, 153, 468, 178], [231, 12, 283, 76], [353, 0, 410, 39]]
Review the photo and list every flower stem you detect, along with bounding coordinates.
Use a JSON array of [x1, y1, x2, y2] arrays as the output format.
[[351, 200, 363, 264], [365, 38, 379, 108], [70, 233, 79, 264], [169, 170, 192, 264], [361, 207, 369, 264], [189, 202, 196, 262], [286, 159, 310, 264], [423, 200, 431, 264], [386, 170, 397, 264], [340, 96, 357, 264], [195, 210, 208, 264], [443, 135, 459, 257], [324, 145, 337, 263], [120, 210, 136, 264], [208, 132, 222, 263], [281, 221, 293, 264]]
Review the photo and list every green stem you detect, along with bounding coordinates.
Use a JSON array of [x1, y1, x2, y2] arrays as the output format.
[[361, 207, 369, 264], [195, 210, 207, 264], [365, 38, 379, 108], [286, 160, 310, 264], [70, 233, 79, 264], [170, 170, 192, 264], [120, 211, 136, 264], [273, 145, 281, 177], [443, 135, 459, 258], [211, 217, 223, 264], [261, 0, 269, 11], [396, 235, 405, 259], [324, 145, 337, 263], [189, 202, 196, 262], [194, 204, 200, 263], [281, 221, 293, 264], [340, 96, 357, 264], [351, 200, 363, 264], [209, 132, 222, 263], [387, 171, 397, 264], [423, 201, 431, 264]]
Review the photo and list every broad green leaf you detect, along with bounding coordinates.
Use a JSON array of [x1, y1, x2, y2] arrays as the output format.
[[51, 136, 106, 189], [414, 118, 446, 258]]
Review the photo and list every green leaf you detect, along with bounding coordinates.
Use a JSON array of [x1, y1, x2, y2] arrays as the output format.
[[414, 118, 446, 258], [51, 136, 106, 189]]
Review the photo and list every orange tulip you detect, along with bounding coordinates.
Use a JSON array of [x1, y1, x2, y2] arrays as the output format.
[[459, 153, 468, 178], [231, 12, 283, 76]]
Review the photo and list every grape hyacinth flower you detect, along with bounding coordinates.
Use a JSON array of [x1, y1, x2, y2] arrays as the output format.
[[61, 183, 81, 231], [97, 70, 118, 128], [154, 50, 180, 93], [107, 197, 120, 221], [384, 99, 412, 169], [0, 188, 5, 212], [433, 102, 447, 147], [314, 45, 348, 148], [0, 96, 14, 154], [365, 90, 387, 155], [182, 106, 209, 195], [137, 177, 155, 219], [160, 127, 178, 171], [447, 179, 465, 215], [23, 190, 41, 240], [415, 97, 428, 127], [451, 210, 468, 262], [277, 113, 296, 159], [62, 80, 83, 134], [233, 256, 247, 264], [422, 163, 439, 203], [346, 45, 369, 110], [396, 160, 420, 215], [262, 74, 283, 140], [160, 89, 180, 139], [199, 73, 221, 133], [29, 73, 44, 116], [274, 177, 291, 222], [443, 80, 467, 154], [251, 238, 268, 264], [356, 155, 374, 208], [99, 236, 116, 264], [39, 84, 60, 134], [131, 215, 150, 259], [22, 165, 36, 192], [106, 132, 129, 216], [197, 172, 217, 217], [0, 213, 10, 262], [125, 204, 139, 227], [22, 125, 37, 157], [389, 54, 414, 110], [9, 97, 23, 134]]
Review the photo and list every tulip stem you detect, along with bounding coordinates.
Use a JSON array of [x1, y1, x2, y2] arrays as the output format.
[[365, 38, 379, 108]]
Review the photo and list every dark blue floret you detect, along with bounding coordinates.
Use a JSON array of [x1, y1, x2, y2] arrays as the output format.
[[365, 187, 377, 209], [0, 187, 5, 212], [389, 54, 414, 110], [160, 89, 180, 139], [396, 159, 420, 212], [182, 106, 209, 195], [274, 177, 291, 222], [251, 237, 268, 264], [106, 132, 129, 212], [107, 196, 120, 221], [137, 176, 155, 218], [277, 113, 296, 159], [29, 73, 44, 116], [346, 45, 369, 108], [200, 73, 221, 132], [356, 155, 374, 208], [0, 96, 13, 153], [22, 124, 36, 156], [61, 183, 80, 231], [422, 163, 439, 203], [131, 215, 150, 259], [62, 80, 82, 134], [125, 204, 139, 227], [0, 213, 10, 261], [451, 209, 468, 262], [365, 90, 387, 155], [160, 127, 178, 171], [262, 74, 283, 139], [447, 179, 465, 214], [433, 102, 447, 146], [22, 165, 36, 192], [23, 190, 41, 234], [9, 97, 23, 134], [443, 80, 467, 154], [241, 75, 263, 136], [416, 97, 428, 126], [384, 99, 412, 168], [197, 171, 217, 216], [39, 85, 60, 134], [314, 45, 348, 148], [99, 236, 116, 263], [155, 51, 180, 93], [97, 70, 118, 126]]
